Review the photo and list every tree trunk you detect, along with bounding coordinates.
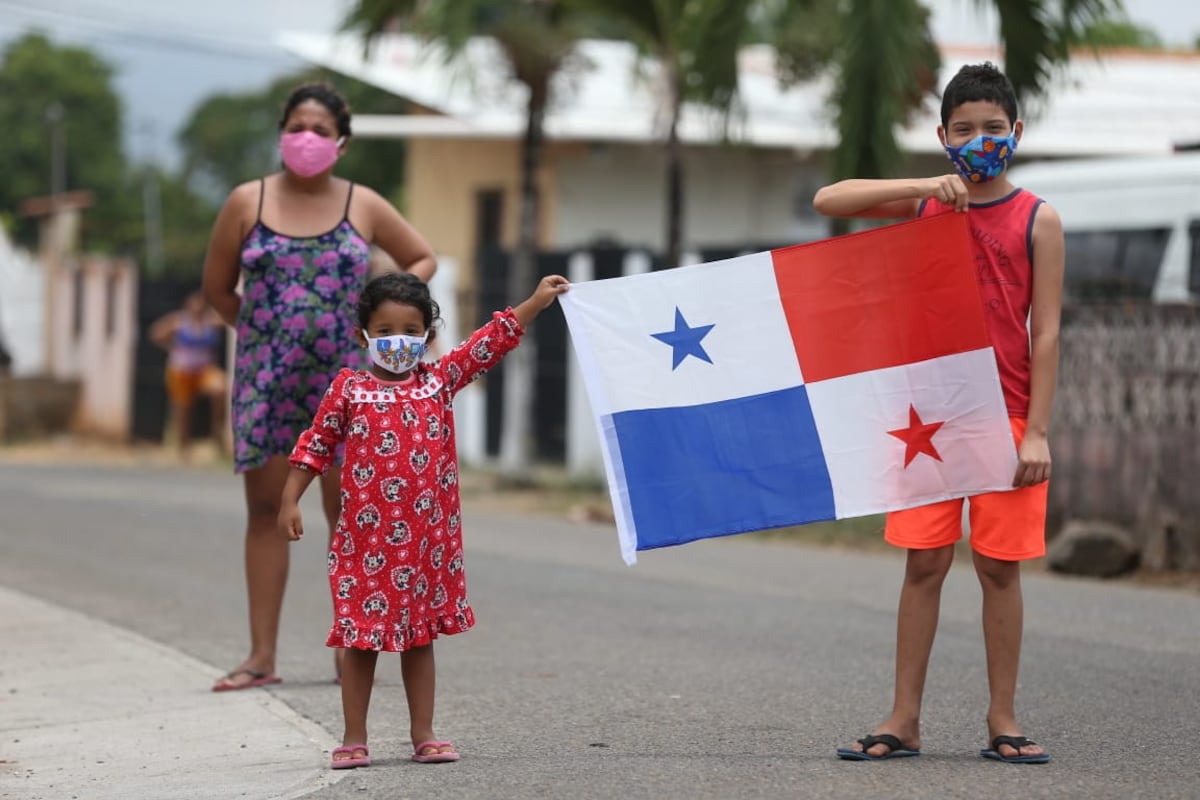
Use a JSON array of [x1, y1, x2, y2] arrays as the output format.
[[664, 85, 685, 269], [497, 86, 546, 477]]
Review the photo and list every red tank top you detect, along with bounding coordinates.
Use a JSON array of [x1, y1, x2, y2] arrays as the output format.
[[919, 188, 1044, 418]]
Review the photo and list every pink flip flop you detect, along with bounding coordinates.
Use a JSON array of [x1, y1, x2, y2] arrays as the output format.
[[331, 744, 371, 769], [412, 740, 460, 763], [211, 669, 282, 692]]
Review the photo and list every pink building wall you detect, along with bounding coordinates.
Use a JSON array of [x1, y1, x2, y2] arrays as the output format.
[[47, 256, 138, 440]]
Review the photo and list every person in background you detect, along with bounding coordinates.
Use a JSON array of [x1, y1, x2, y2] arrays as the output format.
[[149, 291, 226, 462]]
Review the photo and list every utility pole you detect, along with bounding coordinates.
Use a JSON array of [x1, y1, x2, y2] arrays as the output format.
[[47, 102, 66, 205], [43, 102, 66, 375], [140, 120, 165, 276]]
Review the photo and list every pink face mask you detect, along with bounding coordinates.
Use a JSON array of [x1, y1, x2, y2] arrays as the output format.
[[279, 131, 343, 177]]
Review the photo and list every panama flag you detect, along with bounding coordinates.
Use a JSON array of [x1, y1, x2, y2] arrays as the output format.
[[561, 212, 1019, 564]]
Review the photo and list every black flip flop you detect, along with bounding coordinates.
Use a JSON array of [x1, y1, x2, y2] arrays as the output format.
[[836, 733, 921, 761], [981, 735, 1050, 764]]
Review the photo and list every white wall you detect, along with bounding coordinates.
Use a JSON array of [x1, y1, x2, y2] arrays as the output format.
[[552, 143, 831, 255], [427, 256, 486, 467], [0, 229, 46, 375]]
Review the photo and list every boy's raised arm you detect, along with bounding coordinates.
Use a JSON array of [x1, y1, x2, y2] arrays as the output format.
[[813, 176, 969, 218]]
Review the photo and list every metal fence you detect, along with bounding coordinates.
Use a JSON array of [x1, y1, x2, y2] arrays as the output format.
[[1049, 303, 1200, 569]]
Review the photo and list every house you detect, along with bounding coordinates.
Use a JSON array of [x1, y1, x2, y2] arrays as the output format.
[[278, 33, 1200, 471], [278, 33, 1200, 285]]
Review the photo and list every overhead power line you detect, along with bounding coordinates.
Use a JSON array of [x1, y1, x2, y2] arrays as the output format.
[[0, 0, 299, 64]]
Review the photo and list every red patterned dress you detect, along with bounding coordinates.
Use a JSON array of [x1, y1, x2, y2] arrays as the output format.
[[289, 310, 524, 652]]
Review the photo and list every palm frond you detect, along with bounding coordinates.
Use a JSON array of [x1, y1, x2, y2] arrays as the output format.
[[340, 0, 421, 46], [767, 0, 842, 85], [981, 0, 1124, 106], [831, 0, 937, 181]]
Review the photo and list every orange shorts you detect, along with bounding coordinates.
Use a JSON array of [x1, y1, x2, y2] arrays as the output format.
[[165, 365, 224, 406], [884, 418, 1048, 561]]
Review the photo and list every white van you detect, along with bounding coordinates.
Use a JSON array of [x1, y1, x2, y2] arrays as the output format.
[[1007, 153, 1200, 304]]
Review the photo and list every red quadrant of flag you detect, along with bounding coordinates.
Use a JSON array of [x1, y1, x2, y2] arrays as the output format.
[[770, 213, 991, 383]]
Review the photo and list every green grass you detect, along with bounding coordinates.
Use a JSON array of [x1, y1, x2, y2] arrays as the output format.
[[461, 465, 893, 549], [749, 515, 890, 549]]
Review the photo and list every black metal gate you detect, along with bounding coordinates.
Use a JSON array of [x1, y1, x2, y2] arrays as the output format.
[[131, 279, 227, 443], [477, 247, 570, 463]]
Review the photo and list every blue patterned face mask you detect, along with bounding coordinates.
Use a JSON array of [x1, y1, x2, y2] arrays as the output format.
[[367, 333, 427, 374], [944, 131, 1017, 184]]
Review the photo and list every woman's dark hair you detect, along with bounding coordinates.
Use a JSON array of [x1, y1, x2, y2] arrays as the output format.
[[357, 272, 441, 335], [279, 82, 352, 139]]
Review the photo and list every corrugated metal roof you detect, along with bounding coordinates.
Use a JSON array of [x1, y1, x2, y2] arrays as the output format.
[[277, 32, 1200, 156]]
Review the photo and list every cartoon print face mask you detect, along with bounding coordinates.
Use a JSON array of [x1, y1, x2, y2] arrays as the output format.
[[944, 131, 1017, 184], [366, 333, 427, 374]]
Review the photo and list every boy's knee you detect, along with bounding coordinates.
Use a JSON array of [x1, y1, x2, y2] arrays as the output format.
[[973, 552, 1020, 587], [905, 546, 954, 583]]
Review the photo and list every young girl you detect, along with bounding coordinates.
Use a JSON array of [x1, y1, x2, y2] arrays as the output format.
[[277, 270, 568, 769]]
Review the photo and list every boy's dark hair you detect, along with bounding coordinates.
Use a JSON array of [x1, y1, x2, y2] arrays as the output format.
[[357, 272, 441, 336], [279, 82, 352, 139], [940, 62, 1018, 129]]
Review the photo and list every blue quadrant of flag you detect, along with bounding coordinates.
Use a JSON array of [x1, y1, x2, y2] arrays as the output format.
[[607, 386, 835, 550]]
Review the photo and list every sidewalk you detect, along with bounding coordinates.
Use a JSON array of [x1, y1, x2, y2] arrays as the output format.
[[0, 585, 342, 800]]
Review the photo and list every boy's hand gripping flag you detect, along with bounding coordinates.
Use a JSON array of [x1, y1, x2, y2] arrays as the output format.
[[560, 213, 1018, 564]]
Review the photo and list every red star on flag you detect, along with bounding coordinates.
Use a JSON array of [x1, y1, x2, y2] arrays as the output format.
[[888, 405, 945, 467]]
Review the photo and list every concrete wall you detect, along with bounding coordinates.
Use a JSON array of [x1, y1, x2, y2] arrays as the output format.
[[552, 142, 830, 253], [406, 138, 955, 282], [0, 229, 46, 375]]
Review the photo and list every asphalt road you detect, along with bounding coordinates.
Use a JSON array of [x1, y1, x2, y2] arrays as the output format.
[[1, 460, 1197, 799]]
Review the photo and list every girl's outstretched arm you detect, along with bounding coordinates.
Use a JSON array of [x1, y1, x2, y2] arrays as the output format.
[[438, 275, 570, 395], [513, 275, 569, 328]]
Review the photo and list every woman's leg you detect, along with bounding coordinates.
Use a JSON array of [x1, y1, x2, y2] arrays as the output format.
[[203, 368, 228, 456], [213, 455, 292, 690], [320, 466, 346, 681]]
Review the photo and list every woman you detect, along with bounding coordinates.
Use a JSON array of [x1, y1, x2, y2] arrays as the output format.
[[148, 291, 226, 462], [202, 82, 436, 691]]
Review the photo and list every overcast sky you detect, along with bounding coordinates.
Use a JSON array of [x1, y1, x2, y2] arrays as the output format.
[[1, 0, 1199, 166]]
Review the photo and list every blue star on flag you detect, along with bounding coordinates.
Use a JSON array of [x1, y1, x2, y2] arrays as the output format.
[[651, 307, 715, 370]]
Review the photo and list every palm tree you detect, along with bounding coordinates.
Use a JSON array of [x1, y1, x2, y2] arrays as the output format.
[[771, 0, 1124, 190], [576, 0, 754, 269], [343, 0, 583, 476]]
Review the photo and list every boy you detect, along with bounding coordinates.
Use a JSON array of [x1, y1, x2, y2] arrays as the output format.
[[813, 62, 1064, 764]]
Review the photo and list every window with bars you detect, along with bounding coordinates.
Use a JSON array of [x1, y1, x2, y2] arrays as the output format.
[[1062, 227, 1170, 302]]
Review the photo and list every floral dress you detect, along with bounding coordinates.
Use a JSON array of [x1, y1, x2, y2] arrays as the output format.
[[289, 310, 525, 653], [231, 183, 370, 473]]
